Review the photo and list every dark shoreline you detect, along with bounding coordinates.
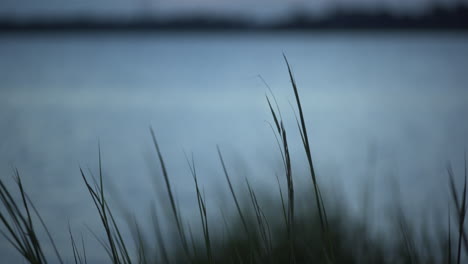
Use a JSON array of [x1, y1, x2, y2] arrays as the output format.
[[1, 5, 468, 33], [1, 24, 467, 34]]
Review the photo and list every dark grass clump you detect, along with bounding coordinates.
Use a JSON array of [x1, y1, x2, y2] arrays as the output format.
[[1, 57, 467, 263], [0, 169, 63, 264]]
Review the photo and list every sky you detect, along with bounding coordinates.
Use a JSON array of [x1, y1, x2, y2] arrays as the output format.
[[0, 0, 467, 21]]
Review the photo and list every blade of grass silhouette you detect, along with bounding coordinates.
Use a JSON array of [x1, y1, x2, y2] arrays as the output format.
[[266, 96, 281, 135], [80, 151, 132, 264], [187, 223, 199, 260], [456, 152, 467, 264], [449, 204, 452, 264], [259, 74, 284, 122], [80, 234, 87, 264], [217, 145, 249, 236], [104, 201, 132, 264], [69, 223, 82, 264], [96, 146, 132, 264], [0, 170, 63, 264], [220, 208, 231, 241], [184, 151, 213, 264], [129, 216, 147, 264], [0, 229, 23, 253], [0, 180, 30, 259], [20, 179, 64, 263], [150, 205, 169, 264], [281, 123, 296, 264], [283, 54, 333, 261], [275, 173, 288, 227], [245, 178, 273, 259], [283, 54, 327, 233], [448, 163, 468, 253], [96, 143, 124, 263], [266, 85, 295, 263], [0, 177, 38, 261], [265, 120, 287, 174], [287, 100, 306, 146], [84, 224, 113, 260], [149, 127, 190, 260]]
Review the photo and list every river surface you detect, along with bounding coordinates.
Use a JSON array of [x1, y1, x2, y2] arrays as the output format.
[[1, 32, 467, 262]]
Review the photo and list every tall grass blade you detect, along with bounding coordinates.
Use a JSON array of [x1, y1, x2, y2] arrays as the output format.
[[217, 146, 249, 236], [185, 152, 213, 264], [283, 54, 334, 261], [149, 127, 190, 259]]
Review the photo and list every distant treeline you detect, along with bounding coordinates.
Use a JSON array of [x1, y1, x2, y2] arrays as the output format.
[[1, 4, 468, 32]]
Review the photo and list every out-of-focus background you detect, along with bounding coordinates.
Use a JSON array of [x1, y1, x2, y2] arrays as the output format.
[[1, 0, 468, 263]]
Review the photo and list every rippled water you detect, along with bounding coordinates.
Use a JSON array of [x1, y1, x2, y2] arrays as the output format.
[[1, 32, 467, 262]]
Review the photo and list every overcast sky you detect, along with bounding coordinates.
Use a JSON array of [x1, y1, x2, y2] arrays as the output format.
[[1, 0, 467, 20]]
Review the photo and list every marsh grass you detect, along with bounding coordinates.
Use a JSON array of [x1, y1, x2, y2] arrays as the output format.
[[1, 57, 467, 263]]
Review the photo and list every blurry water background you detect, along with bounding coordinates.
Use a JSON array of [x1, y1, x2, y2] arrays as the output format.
[[1, 32, 468, 262]]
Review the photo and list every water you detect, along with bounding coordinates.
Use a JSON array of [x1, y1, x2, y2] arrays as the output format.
[[1, 32, 468, 262]]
